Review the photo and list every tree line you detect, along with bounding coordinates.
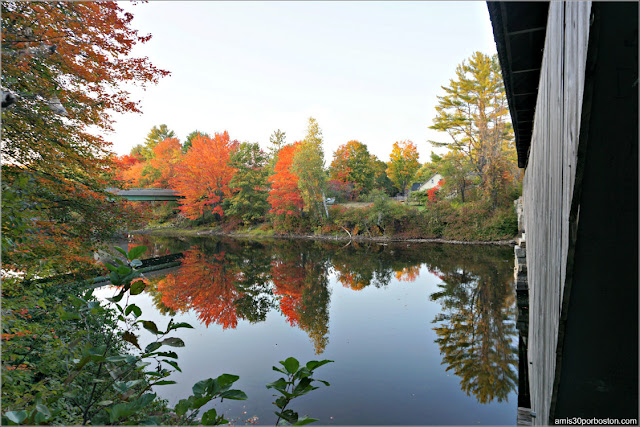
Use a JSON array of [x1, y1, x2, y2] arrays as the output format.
[[115, 51, 520, 233]]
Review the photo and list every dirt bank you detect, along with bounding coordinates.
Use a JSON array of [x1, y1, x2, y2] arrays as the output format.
[[130, 227, 516, 246]]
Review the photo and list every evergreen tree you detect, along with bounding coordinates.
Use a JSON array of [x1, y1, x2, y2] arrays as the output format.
[[131, 124, 176, 160], [429, 52, 517, 207]]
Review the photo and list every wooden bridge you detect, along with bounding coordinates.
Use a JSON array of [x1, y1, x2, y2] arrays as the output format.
[[488, 1, 637, 424], [107, 188, 182, 202]]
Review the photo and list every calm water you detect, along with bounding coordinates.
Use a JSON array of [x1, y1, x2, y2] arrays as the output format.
[[96, 236, 518, 425]]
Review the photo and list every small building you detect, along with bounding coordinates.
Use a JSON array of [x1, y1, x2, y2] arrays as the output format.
[[410, 173, 444, 195]]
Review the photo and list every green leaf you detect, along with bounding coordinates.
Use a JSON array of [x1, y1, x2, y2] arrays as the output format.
[[272, 366, 287, 374], [122, 331, 141, 350], [219, 390, 247, 400], [4, 410, 27, 424], [276, 409, 299, 424], [144, 342, 162, 353], [142, 321, 159, 335], [266, 378, 288, 392], [130, 281, 146, 295], [316, 380, 330, 386], [282, 357, 299, 374], [131, 259, 143, 267], [174, 399, 190, 417], [114, 246, 128, 257], [116, 266, 131, 275], [163, 359, 182, 372], [113, 381, 129, 394], [294, 367, 311, 379], [153, 380, 177, 386], [201, 408, 218, 425], [124, 304, 142, 318], [305, 360, 333, 371], [293, 416, 318, 425], [97, 400, 113, 406], [274, 396, 287, 409], [128, 245, 147, 261], [216, 373, 240, 389], [104, 262, 118, 272], [106, 290, 125, 303], [109, 402, 133, 423], [160, 337, 184, 347], [192, 379, 210, 397], [156, 351, 178, 359], [109, 272, 121, 286], [168, 322, 194, 331]]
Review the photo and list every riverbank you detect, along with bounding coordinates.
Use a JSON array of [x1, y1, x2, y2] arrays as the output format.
[[129, 226, 516, 246]]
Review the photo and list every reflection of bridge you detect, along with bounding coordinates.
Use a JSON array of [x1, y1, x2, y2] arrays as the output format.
[[108, 188, 182, 201]]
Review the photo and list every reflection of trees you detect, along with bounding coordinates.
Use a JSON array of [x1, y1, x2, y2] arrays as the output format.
[[329, 242, 424, 290], [270, 242, 331, 354], [129, 234, 193, 257], [158, 247, 241, 328], [145, 276, 177, 317], [395, 265, 420, 282], [428, 249, 517, 404], [156, 239, 275, 329]]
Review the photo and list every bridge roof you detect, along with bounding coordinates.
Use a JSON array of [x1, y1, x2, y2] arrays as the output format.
[[113, 188, 178, 197], [487, 2, 550, 168], [107, 188, 181, 201]]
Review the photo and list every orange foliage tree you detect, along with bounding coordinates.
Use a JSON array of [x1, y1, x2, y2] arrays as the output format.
[[267, 142, 304, 216], [172, 132, 237, 220], [146, 137, 183, 188]]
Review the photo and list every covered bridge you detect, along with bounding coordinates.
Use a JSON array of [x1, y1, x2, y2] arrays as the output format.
[[488, 1, 637, 424]]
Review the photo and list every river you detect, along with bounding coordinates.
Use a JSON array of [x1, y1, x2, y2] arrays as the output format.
[[95, 235, 518, 425]]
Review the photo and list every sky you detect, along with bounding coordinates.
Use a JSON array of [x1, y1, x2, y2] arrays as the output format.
[[108, 1, 497, 164]]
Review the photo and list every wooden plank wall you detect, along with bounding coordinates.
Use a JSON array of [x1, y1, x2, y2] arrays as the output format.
[[522, 2, 591, 424]]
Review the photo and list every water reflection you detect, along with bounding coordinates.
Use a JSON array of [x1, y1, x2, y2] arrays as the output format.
[[137, 236, 517, 405], [428, 247, 518, 404]]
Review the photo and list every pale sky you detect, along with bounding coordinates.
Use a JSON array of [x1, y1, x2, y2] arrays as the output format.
[[108, 1, 497, 164]]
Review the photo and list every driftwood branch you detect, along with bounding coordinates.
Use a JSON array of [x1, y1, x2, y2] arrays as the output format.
[[341, 226, 353, 240]]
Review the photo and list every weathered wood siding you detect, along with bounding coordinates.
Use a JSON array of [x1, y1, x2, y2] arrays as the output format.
[[522, 2, 591, 424]]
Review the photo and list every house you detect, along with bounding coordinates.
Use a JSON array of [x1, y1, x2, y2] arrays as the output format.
[[409, 173, 444, 195]]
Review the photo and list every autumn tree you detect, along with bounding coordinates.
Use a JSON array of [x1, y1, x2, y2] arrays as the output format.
[[145, 137, 183, 188], [227, 142, 270, 224], [268, 142, 304, 217], [438, 151, 474, 203], [370, 155, 396, 196], [131, 124, 176, 160], [429, 52, 517, 207], [387, 140, 420, 195], [172, 132, 237, 221], [329, 140, 374, 196], [292, 117, 329, 218], [1, 2, 169, 275]]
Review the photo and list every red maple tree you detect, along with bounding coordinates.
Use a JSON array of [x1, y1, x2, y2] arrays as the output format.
[[172, 132, 238, 220], [267, 142, 304, 216]]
